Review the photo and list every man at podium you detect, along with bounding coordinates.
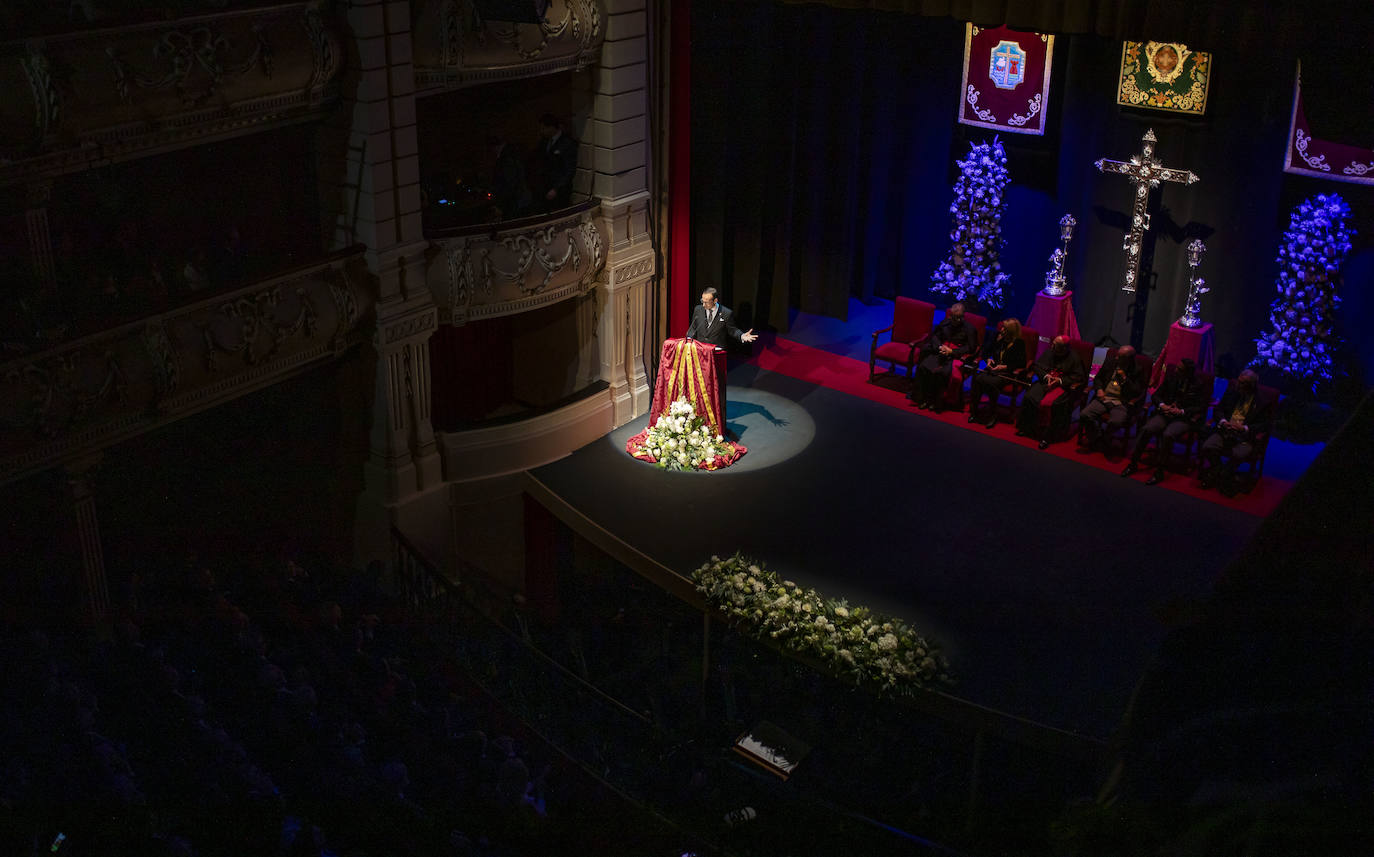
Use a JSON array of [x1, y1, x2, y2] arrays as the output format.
[[685, 287, 757, 431], [686, 287, 758, 348]]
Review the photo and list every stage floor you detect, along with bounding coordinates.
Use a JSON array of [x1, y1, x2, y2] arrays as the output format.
[[532, 359, 1264, 739]]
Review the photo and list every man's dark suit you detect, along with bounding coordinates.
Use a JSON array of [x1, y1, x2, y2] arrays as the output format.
[[1016, 345, 1087, 440], [1201, 381, 1274, 491], [539, 131, 578, 211], [685, 303, 747, 348], [686, 303, 748, 423]]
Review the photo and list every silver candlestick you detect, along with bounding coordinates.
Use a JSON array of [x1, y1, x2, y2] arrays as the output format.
[[1179, 238, 1210, 328], [1042, 213, 1076, 296]]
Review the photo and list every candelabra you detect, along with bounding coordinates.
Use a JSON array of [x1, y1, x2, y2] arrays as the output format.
[[1179, 238, 1210, 328], [1042, 213, 1076, 296]]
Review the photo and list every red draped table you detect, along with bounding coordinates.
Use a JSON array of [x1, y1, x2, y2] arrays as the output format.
[[626, 338, 746, 469], [1150, 321, 1215, 387], [1025, 291, 1081, 358]]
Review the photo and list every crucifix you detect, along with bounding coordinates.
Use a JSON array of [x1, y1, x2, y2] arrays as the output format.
[[1094, 129, 1199, 292]]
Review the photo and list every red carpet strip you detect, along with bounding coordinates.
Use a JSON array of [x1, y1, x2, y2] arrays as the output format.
[[747, 336, 1290, 517]]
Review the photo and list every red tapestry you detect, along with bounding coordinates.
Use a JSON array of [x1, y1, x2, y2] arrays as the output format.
[[1284, 63, 1374, 186], [957, 24, 1055, 137]]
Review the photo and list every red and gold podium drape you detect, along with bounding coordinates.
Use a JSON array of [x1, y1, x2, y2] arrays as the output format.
[[626, 338, 746, 470], [648, 338, 727, 435]]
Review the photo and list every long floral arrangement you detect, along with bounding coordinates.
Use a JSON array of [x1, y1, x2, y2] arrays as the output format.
[[693, 553, 951, 695]]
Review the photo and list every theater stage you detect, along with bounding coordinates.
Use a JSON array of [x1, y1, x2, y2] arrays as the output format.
[[531, 329, 1287, 740]]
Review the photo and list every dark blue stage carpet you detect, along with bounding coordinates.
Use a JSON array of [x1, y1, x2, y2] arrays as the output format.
[[533, 363, 1261, 740]]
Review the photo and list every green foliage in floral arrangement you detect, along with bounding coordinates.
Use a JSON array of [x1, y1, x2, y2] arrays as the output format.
[[693, 553, 951, 694], [635, 398, 735, 471]]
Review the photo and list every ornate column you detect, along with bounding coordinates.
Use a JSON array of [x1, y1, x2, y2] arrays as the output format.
[[363, 295, 440, 501], [321, 0, 441, 504], [597, 278, 632, 426], [588, 0, 656, 426], [64, 455, 110, 623], [25, 181, 56, 288]]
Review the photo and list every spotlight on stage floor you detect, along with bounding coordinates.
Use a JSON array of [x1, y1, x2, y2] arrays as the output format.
[[608, 388, 816, 474]]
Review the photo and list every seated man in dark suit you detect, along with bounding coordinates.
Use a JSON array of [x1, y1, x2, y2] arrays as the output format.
[[1079, 344, 1146, 451], [1122, 357, 1208, 484], [1200, 369, 1272, 495], [908, 302, 975, 412], [1016, 335, 1087, 450]]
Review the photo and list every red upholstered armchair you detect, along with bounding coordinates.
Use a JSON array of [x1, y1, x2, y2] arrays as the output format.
[[941, 312, 988, 410], [870, 297, 935, 381]]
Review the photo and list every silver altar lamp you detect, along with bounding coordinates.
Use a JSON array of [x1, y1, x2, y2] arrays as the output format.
[[1179, 238, 1210, 328], [1042, 213, 1076, 296]]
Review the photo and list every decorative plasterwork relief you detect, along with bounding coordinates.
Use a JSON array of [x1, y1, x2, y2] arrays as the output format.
[[414, 0, 604, 91], [432, 208, 606, 325], [0, 3, 341, 187], [612, 253, 655, 285], [0, 249, 372, 487]]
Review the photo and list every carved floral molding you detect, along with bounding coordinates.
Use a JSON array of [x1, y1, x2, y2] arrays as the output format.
[[430, 207, 606, 325], [0, 249, 371, 486], [412, 0, 604, 91], [0, 2, 340, 186]]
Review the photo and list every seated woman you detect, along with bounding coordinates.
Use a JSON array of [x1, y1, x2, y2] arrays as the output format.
[[968, 318, 1027, 429]]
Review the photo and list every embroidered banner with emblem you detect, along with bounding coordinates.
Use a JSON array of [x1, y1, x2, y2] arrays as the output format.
[[957, 24, 1055, 136], [1116, 41, 1211, 115], [1283, 63, 1374, 186]]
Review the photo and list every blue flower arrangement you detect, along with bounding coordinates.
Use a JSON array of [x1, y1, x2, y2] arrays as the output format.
[[1252, 194, 1353, 390], [931, 139, 1012, 309]]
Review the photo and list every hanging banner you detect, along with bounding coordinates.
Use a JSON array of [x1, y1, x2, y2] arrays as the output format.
[[1116, 41, 1211, 115], [1283, 63, 1374, 186], [957, 24, 1055, 136]]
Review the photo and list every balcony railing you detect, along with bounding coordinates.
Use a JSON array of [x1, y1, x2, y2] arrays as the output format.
[[411, 0, 605, 93], [427, 199, 605, 325], [0, 246, 371, 486], [0, 2, 341, 186]]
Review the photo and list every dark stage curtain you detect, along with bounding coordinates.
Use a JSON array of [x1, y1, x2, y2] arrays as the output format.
[[692, 0, 1374, 382], [691, 4, 966, 330]]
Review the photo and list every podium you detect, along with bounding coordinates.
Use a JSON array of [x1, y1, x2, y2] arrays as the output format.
[[625, 338, 747, 469], [647, 337, 728, 434], [1025, 291, 1081, 357], [1150, 321, 1215, 387]]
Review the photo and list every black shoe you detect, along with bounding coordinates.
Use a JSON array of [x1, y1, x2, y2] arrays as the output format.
[[1121, 463, 1137, 477], [1015, 428, 1029, 437], [1145, 470, 1164, 486], [930, 404, 944, 414], [1038, 439, 1051, 450], [984, 418, 998, 430], [967, 412, 979, 423]]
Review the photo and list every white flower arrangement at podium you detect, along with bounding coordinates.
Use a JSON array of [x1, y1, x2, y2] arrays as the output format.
[[694, 554, 951, 694], [633, 398, 735, 471]]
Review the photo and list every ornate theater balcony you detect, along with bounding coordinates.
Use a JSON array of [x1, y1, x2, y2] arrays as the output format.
[[0, 248, 372, 486], [411, 0, 605, 93], [0, 1, 341, 187], [426, 199, 605, 326]]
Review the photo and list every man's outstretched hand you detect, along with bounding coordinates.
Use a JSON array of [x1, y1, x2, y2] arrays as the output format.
[[741, 329, 758, 343]]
